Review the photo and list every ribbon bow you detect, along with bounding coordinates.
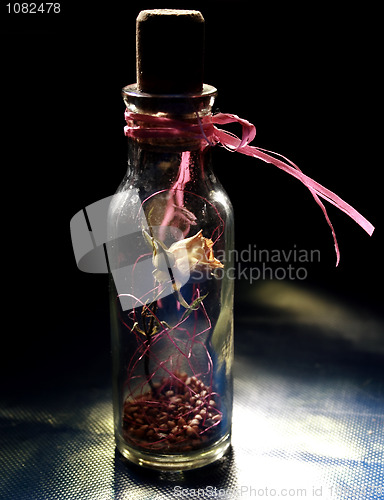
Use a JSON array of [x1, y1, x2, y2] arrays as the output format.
[[124, 110, 375, 265]]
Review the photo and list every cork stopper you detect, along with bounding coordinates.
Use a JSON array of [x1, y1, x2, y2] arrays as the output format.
[[136, 9, 205, 95]]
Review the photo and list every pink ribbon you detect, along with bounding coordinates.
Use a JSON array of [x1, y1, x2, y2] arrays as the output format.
[[124, 110, 375, 266]]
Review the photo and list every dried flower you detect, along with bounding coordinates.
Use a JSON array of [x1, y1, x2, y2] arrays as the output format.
[[165, 229, 223, 273], [144, 229, 223, 291]]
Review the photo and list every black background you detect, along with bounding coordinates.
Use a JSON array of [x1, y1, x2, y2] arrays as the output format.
[[1, 1, 382, 387]]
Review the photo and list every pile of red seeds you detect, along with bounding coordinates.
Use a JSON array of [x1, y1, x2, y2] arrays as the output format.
[[122, 372, 222, 452]]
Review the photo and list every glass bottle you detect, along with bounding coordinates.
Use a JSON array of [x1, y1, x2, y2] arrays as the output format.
[[107, 83, 234, 471]]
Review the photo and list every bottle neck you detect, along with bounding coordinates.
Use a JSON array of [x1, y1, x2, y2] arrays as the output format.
[[126, 136, 212, 189], [122, 83, 217, 183], [122, 83, 217, 117]]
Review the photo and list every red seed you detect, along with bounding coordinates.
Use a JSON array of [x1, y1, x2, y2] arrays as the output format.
[[127, 406, 138, 414], [171, 396, 183, 404], [134, 428, 146, 438]]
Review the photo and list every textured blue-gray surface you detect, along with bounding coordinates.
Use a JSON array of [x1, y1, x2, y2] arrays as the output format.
[[1, 282, 383, 499]]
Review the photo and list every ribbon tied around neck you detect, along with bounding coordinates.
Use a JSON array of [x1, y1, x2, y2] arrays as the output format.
[[124, 110, 375, 266]]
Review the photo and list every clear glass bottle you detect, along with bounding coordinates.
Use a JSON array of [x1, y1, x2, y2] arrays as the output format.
[[107, 83, 234, 470]]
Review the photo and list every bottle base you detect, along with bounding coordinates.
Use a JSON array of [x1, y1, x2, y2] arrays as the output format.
[[116, 432, 231, 471]]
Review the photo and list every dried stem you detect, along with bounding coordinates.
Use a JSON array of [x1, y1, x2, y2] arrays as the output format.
[[142, 301, 158, 395]]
